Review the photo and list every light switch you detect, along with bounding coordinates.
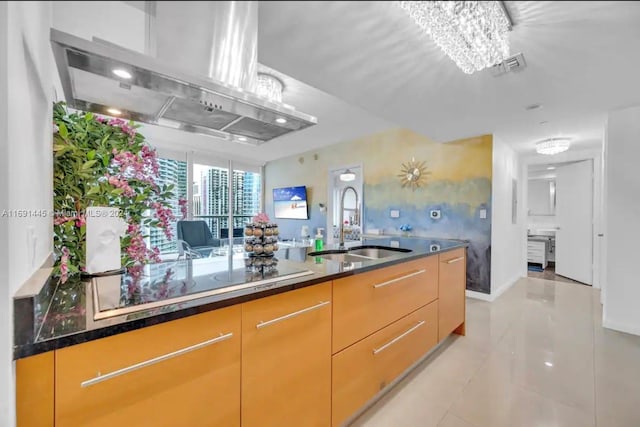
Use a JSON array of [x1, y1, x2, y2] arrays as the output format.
[[390, 210, 400, 218], [480, 209, 487, 219]]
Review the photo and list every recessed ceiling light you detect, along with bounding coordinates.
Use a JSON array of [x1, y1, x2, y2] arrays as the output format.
[[544, 361, 554, 367], [525, 104, 542, 111], [107, 108, 122, 116], [275, 117, 287, 124], [237, 136, 247, 142], [547, 166, 556, 170], [112, 69, 132, 79]]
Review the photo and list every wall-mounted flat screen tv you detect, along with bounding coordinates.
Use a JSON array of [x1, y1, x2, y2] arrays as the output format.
[[273, 186, 309, 220]]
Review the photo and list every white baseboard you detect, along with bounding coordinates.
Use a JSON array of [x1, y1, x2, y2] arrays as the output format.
[[466, 274, 522, 302], [492, 274, 522, 300], [602, 318, 640, 337], [465, 290, 493, 301]]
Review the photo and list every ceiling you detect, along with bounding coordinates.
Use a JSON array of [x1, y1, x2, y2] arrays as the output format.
[[52, 1, 394, 164], [257, 1, 640, 153]]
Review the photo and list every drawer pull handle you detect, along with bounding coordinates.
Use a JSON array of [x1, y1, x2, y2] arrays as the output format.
[[373, 269, 426, 289], [257, 301, 330, 329], [80, 332, 234, 388], [445, 256, 465, 264], [373, 321, 426, 355]]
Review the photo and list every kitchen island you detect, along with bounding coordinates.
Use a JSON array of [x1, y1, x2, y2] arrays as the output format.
[[14, 237, 467, 427]]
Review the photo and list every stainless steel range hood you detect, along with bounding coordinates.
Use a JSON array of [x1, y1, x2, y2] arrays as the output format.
[[50, 2, 317, 145]]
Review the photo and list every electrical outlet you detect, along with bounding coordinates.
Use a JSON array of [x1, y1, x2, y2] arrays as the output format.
[[390, 209, 400, 218], [390, 240, 400, 248], [430, 209, 441, 220]]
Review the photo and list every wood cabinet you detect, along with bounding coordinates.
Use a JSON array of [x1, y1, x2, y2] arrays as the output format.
[[55, 306, 241, 427], [438, 248, 467, 340], [241, 282, 332, 427], [17, 351, 54, 427], [17, 249, 467, 427], [332, 256, 438, 353], [332, 301, 438, 426]]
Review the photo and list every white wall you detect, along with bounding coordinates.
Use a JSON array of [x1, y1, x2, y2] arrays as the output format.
[[52, 1, 147, 53], [0, 2, 54, 425], [0, 2, 11, 424], [603, 105, 640, 336], [487, 136, 524, 300]]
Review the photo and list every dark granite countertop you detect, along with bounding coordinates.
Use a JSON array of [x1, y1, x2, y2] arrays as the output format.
[[13, 236, 466, 359]]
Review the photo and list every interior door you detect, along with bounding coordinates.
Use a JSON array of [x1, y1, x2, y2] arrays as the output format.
[[555, 160, 593, 284]]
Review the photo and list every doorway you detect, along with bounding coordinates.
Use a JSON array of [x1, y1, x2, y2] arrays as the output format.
[[526, 160, 594, 285], [327, 165, 363, 245]]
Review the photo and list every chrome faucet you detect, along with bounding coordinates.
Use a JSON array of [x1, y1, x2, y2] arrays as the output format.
[[339, 186, 359, 250]]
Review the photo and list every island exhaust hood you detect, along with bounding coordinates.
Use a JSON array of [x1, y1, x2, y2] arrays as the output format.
[[50, 2, 317, 145]]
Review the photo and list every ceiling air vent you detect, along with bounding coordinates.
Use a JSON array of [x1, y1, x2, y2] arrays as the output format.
[[490, 53, 527, 77]]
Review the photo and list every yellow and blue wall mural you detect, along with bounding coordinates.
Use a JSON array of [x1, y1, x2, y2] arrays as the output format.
[[265, 129, 493, 294]]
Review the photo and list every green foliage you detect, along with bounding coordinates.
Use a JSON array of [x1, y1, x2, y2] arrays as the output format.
[[52, 102, 175, 279]]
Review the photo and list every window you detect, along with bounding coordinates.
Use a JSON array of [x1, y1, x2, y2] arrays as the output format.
[[145, 146, 262, 255], [149, 156, 188, 253], [194, 163, 261, 238]]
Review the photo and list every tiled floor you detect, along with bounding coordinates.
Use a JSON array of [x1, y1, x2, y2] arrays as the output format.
[[527, 263, 584, 285], [351, 277, 640, 427]]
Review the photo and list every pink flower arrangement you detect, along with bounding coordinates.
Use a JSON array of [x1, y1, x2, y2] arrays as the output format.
[[75, 214, 86, 228], [178, 199, 188, 219], [253, 212, 270, 224], [108, 117, 137, 141], [60, 247, 70, 283], [110, 147, 160, 186], [106, 174, 135, 197], [54, 216, 73, 226], [152, 202, 176, 240]]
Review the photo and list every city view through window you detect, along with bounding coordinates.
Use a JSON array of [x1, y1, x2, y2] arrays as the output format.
[[149, 158, 261, 254], [193, 164, 262, 242]]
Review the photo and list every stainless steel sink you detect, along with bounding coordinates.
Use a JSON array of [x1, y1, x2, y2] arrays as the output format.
[[308, 246, 412, 262], [313, 253, 374, 263], [348, 247, 410, 259]]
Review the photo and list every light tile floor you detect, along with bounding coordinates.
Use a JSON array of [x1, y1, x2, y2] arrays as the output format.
[[352, 277, 640, 427]]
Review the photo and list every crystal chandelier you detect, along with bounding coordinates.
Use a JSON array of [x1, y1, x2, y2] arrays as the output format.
[[256, 73, 284, 102], [535, 138, 571, 155], [397, 1, 512, 74]]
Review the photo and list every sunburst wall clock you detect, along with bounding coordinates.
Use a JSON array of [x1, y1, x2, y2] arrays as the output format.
[[398, 157, 430, 190]]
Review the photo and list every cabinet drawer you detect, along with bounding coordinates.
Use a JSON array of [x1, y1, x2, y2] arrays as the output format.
[[527, 247, 544, 256], [55, 306, 241, 427], [242, 282, 332, 427], [332, 301, 438, 426], [438, 248, 466, 340], [333, 256, 438, 353], [527, 242, 545, 252]]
